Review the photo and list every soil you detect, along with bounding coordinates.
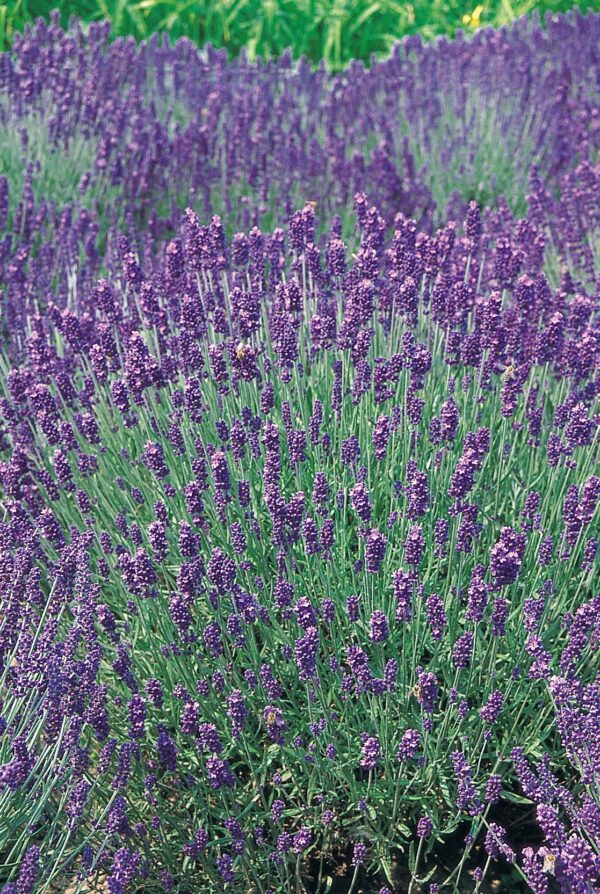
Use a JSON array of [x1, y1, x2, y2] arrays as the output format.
[[299, 794, 548, 894]]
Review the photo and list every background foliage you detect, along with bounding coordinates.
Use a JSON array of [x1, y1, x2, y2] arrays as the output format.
[[1, 0, 599, 67]]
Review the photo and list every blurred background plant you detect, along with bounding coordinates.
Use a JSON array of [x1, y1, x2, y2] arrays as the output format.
[[1, 0, 598, 66]]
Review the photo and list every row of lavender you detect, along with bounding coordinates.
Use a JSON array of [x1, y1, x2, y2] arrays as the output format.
[[0, 12, 599, 894], [1, 9, 599, 344], [1, 181, 599, 890]]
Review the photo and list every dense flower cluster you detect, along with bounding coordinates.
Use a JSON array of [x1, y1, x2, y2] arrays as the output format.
[[0, 10, 599, 894], [1, 10, 600, 345]]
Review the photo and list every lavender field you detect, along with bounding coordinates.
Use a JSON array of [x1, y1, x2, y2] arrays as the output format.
[[0, 10, 599, 894]]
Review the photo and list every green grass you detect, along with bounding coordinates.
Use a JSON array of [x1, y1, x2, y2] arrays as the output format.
[[2, 0, 599, 68]]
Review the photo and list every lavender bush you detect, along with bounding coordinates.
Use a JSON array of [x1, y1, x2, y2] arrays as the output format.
[[0, 11, 599, 894], [1, 9, 599, 343]]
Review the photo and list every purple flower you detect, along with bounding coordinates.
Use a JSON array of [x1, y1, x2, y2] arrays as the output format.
[[537, 804, 566, 848], [107, 847, 141, 894], [426, 594, 447, 640], [384, 658, 398, 691], [452, 631, 474, 668], [393, 568, 414, 622], [451, 751, 483, 816], [203, 621, 223, 657], [415, 670, 438, 713], [15, 846, 40, 894], [522, 847, 549, 894], [369, 610, 389, 642], [156, 727, 177, 772], [341, 435, 361, 466], [347, 594, 361, 622], [227, 690, 248, 737], [142, 441, 169, 480], [486, 774, 502, 803], [417, 815, 433, 839], [556, 836, 599, 888], [352, 842, 367, 865], [360, 736, 381, 770], [295, 597, 318, 630], [295, 627, 319, 681], [65, 779, 91, 827], [271, 799, 285, 822], [578, 475, 600, 526], [538, 536, 554, 565], [211, 450, 231, 501], [564, 403, 595, 449], [293, 827, 313, 853], [350, 482, 372, 524], [406, 465, 430, 519], [372, 415, 391, 461], [492, 597, 508, 636], [264, 706, 286, 744], [484, 823, 515, 862], [466, 565, 488, 622], [128, 695, 146, 740], [205, 757, 236, 789], [480, 690, 504, 724], [404, 525, 425, 567], [490, 527, 527, 587], [365, 528, 387, 573], [216, 853, 235, 883], [196, 723, 223, 754], [396, 729, 421, 762], [302, 516, 320, 555]]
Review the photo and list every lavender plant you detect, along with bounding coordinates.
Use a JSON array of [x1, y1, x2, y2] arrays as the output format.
[[514, 622, 600, 894], [0, 174, 599, 890], [0, 12, 599, 894], [1, 11, 599, 344]]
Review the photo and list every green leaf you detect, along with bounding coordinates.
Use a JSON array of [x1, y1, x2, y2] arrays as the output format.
[[503, 790, 534, 805], [408, 839, 417, 875], [347, 2, 382, 35], [420, 864, 438, 883]]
